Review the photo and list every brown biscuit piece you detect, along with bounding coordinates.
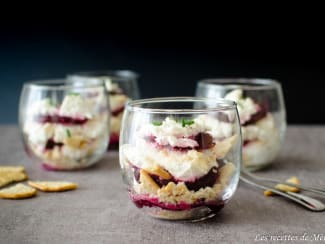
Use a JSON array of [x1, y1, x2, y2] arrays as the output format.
[[144, 165, 172, 180], [139, 170, 160, 194], [28, 181, 78, 192], [0, 166, 25, 173], [0, 171, 28, 188], [0, 183, 37, 199]]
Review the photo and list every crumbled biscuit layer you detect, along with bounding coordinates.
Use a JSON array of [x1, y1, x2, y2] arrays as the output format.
[[134, 162, 236, 205]]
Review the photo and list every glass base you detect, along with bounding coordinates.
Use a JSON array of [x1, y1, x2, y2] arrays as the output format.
[[144, 204, 224, 222], [41, 162, 97, 171]]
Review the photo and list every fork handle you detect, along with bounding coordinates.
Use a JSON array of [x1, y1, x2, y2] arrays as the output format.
[[242, 169, 325, 197], [240, 175, 325, 212]]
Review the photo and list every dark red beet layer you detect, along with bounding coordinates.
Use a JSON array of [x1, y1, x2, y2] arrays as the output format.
[[133, 166, 218, 192], [45, 139, 63, 150], [36, 115, 88, 125], [42, 163, 61, 171], [243, 140, 250, 147], [41, 163, 85, 171], [109, 90, 123, 95], [242, 102, 268, 126], [161, 146, 197, 152], [243, 139, 259, 147], [108, 133, 119, 150], [130, 192, 225, 212], [111, 106, 125, 116], [195, 133, 214, 150], [185, 167, 218, 191]]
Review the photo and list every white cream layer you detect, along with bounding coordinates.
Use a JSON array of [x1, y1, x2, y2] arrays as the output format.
[[122, 138, 219, 181], [110, 94, 128, 112], [139, 116, 233, 148], [224, 89, 259, 124], [60, 95, 94, 119], [242, 113, 280, 167]]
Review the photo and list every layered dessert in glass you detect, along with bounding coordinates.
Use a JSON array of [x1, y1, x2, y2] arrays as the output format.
[[120, 97, 241, 220], [19, 79, 109, 170], [196, 78, 286, 170], [105, 79, 130, 148], [68, 70, 140, 149]]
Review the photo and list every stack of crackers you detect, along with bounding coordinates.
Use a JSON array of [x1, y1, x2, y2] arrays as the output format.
[[0, 166, 77, 199]]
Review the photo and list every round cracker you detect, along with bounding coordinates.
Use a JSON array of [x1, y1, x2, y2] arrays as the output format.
[[0, 183, 37, 199], [28, 181, 78, 192]]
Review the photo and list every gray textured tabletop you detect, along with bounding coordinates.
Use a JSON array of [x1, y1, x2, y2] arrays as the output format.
[[0, 125, 324, 244]]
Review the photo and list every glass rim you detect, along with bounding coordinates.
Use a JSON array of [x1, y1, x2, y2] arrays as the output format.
[[126, 97, 237, 114], [68, 70, 139, 81], [24, 79, 105, 90], [197, 78, 281, 90]]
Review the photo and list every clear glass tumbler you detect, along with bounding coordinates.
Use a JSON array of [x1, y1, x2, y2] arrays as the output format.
[[196, 78, 286, 170], [68, 70, 140, 149], [119, 97, 241, 221], [19, 79, 109, 170]]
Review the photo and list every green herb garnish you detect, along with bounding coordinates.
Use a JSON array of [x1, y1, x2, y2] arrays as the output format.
[[181, 118, 194, 127], [66, 129, 71, 137], [152, 121, 163, 126]]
